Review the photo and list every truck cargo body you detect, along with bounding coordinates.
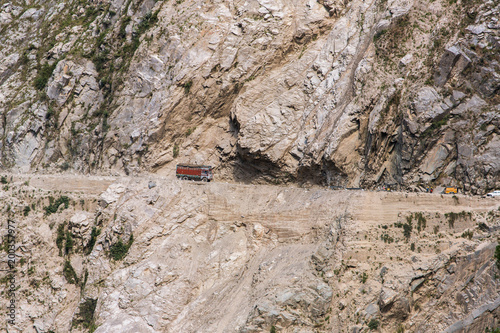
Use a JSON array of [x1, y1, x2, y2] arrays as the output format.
[[176, 165, 213, 182], [442, 187, 458, 194]]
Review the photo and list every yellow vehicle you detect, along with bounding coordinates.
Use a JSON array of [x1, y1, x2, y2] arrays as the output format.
[[442, 187, 458, 194]]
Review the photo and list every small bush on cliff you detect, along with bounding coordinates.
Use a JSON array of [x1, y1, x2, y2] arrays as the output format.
[[34, 62, 57, 90], [183, 80, 193, 94], [173, 144, 179, 158], [403, 220, 412, 240], [368, 319, 379, 330], [485, 328, 500, 333], [445, 212, 458, 228], [72, 298, 98, 330], [415, 212, 426, 232], [65, 231, 74, 255], [56, 223, 65, 255], [84, 227, 101, 255], [44, 196, 70, 215], [63, 260, 79, 284], [109, 234, 134, 261], [461, 230, 473, 240]]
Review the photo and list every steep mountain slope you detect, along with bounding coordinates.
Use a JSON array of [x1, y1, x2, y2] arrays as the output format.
[[1, 0, 499, 191], [0, 174, 499, 332]]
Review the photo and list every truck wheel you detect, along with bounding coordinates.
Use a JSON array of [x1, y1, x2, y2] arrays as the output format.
[[182, 176, 189, 180], [202, 178, 208, 182]]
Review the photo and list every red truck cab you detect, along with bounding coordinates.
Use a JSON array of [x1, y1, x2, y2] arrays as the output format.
[[176, 165, 213, 182]]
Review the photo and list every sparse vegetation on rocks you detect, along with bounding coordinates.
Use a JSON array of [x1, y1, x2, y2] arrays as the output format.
[[63, 260, 79, 284], [44, 196, 70, 215], [109, 234, 134, 261], [72, 298, 98, 330]]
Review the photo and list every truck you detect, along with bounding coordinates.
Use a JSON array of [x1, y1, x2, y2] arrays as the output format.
[[176, 165, 213, 182], [442, 187, 458, 194], [486, 190, 500, 197]]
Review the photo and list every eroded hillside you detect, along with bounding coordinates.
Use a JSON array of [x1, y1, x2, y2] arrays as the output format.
[[0, 174, 499, 332], [0, 0, 499, 191]]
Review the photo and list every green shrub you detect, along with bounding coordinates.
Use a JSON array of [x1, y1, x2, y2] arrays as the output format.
[[478, 222, 489, 232], [415, 212, 426, 232], [368, 319, 379, 330], [109, 234, 134, 260], [60, 162, 70, 171], [270, 326, 276, 333], [119, 16, 131, 39], [0, 176, 7, 184], [72, 298, 97, 329], [44, 196, 70, 215], [56, 224, 65, 255], [381, 233, 394, 243], [81, 269, 89, 292], [46, 106, 56, 120], [84, 227, 101, 255], [461, 230, 473, 240], [63, 260, 79, 284], [173, 144, 179, 158], [23, 205, 31, 216], [34, 62, 57, 90], [137, 11, 158, 33], [183, 80, 193, 94], [373, 30, 386, 43], [445, 212, 458, 228], [65, 231, 74, 255], [422, 115, 450, 136], [403, 220, 412, 239], [185, 127, 196, 136], [361, 272, 368, 284]]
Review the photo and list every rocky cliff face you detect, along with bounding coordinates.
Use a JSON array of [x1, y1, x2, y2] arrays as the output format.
[[1, 0, 499, 191], [2, 2, 500, 331]]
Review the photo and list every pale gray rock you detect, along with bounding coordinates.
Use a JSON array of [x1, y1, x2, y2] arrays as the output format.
[[399, 53, 413, 67], [0, 11, 12, 25], [420, 144, 449, 176], [434, 46, 461, 87], [451, 90, 466, 105], [365, 303, 379, 317], [94, 314, 155, 333], [466, 24, 487, 35], [99, 184, 126, 207], [411, 87, 448, 122], [13, 131, 39, 172], [411, 277, 425, 292], [69, 211, 91, 239]]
